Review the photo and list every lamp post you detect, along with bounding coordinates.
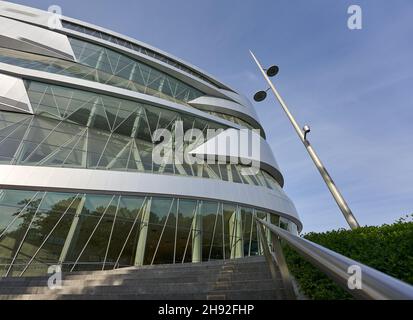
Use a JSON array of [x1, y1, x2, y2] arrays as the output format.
[[250, 50, 360, 230]]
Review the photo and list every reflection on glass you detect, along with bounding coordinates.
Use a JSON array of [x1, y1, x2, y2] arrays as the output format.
[[0, 108, 281, 191], [0, 188, 298, 276]]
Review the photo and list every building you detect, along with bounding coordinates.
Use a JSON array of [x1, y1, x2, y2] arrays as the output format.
[[0, 2, 301, 277]]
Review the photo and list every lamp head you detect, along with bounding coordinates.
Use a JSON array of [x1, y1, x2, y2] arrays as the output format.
[[266, 65, 279, 77], [253, 90, 267, 102], [303, 125, 311, 140]]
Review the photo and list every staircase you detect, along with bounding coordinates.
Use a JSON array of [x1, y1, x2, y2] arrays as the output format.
[[0, 256, 288, 300]]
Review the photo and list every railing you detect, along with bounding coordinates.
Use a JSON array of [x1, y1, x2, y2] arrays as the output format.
[[255, 217, 413, 300]]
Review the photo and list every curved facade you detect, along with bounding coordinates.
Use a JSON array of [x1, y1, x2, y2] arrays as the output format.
[[0, 2, 301, 277]]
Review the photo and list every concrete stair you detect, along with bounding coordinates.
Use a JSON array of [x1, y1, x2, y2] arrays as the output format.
[[0, 256, 287, 300]]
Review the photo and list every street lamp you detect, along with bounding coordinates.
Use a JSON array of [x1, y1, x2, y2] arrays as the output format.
[[250, 50, 360, 230], [253, 89, 269, 102], [265, 65, 279, 77]]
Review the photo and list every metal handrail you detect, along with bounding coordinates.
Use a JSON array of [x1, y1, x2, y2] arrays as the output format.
[[255, 217, 413, 300], [256, 220, 296, 299]]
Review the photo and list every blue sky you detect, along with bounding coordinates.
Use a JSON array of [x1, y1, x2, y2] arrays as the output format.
[[10, 0, 413, 233]]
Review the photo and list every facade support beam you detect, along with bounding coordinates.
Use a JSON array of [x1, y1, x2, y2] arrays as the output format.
[[191, 201, 202, 263], [134, 198, 152, 266], [58, 195, 86, 266], [229, 206, 243, 259]]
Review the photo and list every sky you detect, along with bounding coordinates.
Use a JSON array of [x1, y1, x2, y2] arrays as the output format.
[[8, 0, 413, 233]]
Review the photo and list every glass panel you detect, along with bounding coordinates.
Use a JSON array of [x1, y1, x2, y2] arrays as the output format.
[[72, 196, 119, 271], [104, 196, 145, 269], [11, 192, 79, 276], [279, 217, 289, 230], [222, 203, 236, 259], [0, 192, 44, 276], [63, 194, 114, 270], [144, 197, 174, 265], [0, 135, 25, 161], [175, 199, 197, 263], [0, 190, 40, 271], [210, 209, 224, 260], [289, 222, 299, 236], [68, 37, 203, 104], [151, 198, 176, 265], [201, 201, 218, 261], [240, 207, 253, 257], [249, 217, 259, 256], [61, 20, 219, 88]]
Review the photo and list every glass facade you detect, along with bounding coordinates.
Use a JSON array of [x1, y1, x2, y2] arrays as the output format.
[[0, 7, 301, 280], [0, 188, 297, 276], [0, 110, 280, 190], [24, 80, 223, 142], [0, 45, 258, 128], [0, 44, 202, 106], [0, 80, 282, 190], [62, 20, 222, 89], [69, 37, 203, 103]]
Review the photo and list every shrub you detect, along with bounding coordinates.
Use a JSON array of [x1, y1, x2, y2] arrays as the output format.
[[284, 215, 413, 300]]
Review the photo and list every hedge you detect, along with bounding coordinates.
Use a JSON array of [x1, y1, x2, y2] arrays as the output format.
[[283, 215, 413, 300]]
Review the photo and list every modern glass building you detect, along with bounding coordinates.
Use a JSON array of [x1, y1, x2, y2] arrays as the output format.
[[0, 2, 301, 277]]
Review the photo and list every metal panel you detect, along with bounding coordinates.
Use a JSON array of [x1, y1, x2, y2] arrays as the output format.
[[218, 89, 257, 112], [0, 73, 32, 114], [0, 1, 57, 27], [0, 16, 74, 60], [189, 128, 284, 186], [188, 95, 262, 130]]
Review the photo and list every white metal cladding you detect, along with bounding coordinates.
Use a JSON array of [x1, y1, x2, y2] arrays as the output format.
[[0, 1, 61, 28], [188, 96, 262, 130], [189, 128, 284, 186], [0, 165, 302, 231], [0, 16, 75, 61], [218, 89, 257, 112], [0, 73, 32, 114]]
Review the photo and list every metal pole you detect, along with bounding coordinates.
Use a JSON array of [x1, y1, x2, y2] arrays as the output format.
[[250, 51, 360, 229]]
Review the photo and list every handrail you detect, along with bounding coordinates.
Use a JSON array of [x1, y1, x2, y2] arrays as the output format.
[[257, 220, 297, 300], [255, 218, 413, 300]]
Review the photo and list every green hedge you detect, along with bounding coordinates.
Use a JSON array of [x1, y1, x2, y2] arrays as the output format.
[[284, 215, 413, 300]]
